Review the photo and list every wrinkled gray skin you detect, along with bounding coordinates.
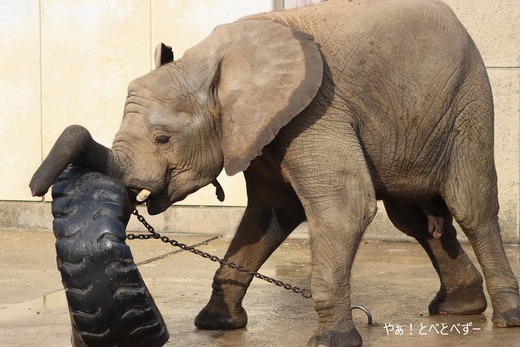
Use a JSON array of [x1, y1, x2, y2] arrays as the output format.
[[30, 0, 520, 346]]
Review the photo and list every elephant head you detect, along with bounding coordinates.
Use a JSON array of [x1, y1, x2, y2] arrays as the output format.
[[30, 19, 323, 215]]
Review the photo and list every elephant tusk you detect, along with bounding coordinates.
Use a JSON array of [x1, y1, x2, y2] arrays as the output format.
[[136, 189, 152, 203]]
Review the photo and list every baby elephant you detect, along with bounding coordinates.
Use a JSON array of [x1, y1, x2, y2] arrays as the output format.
[[30, 0, 520, 346]]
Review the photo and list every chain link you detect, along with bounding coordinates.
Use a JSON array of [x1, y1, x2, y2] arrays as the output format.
[[127, 208, 312, 299]]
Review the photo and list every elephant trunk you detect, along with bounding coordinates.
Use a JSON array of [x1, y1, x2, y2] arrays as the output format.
[[29, 125, 121, 196]]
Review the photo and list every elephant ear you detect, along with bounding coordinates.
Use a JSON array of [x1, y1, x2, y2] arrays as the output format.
[[184, 19, 323, 175], [154, 42, 174, 68]]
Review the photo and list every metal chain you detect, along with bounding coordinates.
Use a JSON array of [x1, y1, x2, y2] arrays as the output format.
[[127, 208, 312, 299], [127, 208, 373, 325]]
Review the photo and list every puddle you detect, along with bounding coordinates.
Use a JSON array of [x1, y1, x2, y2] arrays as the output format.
[[42, 290, 65, 309], [0, 289, 66, 323]]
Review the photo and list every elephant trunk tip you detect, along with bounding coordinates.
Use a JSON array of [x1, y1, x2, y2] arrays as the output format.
[[30, 187, 41, 197], [29, 169, 52, 197]]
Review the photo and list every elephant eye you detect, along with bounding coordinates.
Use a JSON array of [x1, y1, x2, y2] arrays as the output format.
[[155, 135, 170, 144]]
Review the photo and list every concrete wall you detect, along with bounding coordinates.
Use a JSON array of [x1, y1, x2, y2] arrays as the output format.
[[1, 0, 518, 241]]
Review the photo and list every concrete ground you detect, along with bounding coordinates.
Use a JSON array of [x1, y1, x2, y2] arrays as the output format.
[[1, 228, 519, 347]]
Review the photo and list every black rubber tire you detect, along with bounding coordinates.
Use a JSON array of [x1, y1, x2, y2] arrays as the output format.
[[51, 166, 169, 347]]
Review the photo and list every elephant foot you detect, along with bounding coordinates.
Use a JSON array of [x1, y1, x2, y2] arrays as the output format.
[[307, 329, 362, 347], [194, 301, 248, 330], [429, 284, 487, 315], [491, 292, 520, 327]]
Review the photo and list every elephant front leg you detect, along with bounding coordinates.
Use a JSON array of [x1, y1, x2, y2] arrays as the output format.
[[280, 124, 378, 346], [306, 199, 376, 347], [195, 177, 306, 330], [277, 164, 374, 347], [194, 258, 250, 329]]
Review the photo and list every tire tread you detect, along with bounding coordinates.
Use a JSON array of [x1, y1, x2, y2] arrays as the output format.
[[52, 167, 169, 346]]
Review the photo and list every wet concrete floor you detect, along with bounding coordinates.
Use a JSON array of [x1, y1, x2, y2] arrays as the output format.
[[1, 228, 519, 346]]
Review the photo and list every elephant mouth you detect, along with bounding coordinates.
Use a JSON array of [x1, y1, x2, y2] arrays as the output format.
[[129, 186, 187, 215], [129, 179, 217, 215], [146, 194, 172, 215], [128, 188, 169, 215]]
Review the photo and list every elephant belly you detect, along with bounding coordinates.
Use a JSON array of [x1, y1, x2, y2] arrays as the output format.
[[361, 134, 451, 201]]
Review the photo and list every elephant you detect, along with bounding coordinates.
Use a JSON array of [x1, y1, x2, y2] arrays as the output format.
[[30, 0, 520, 346]]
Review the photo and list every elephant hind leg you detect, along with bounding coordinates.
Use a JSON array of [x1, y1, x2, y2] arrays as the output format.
[[443, 157, 520, 326], [383, 197, 487, 315], [442, 75, 520, 326]]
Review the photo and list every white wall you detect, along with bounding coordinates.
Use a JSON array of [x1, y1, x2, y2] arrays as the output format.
[[0, 0, 272, 206], [0, 1, 42, 201]]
